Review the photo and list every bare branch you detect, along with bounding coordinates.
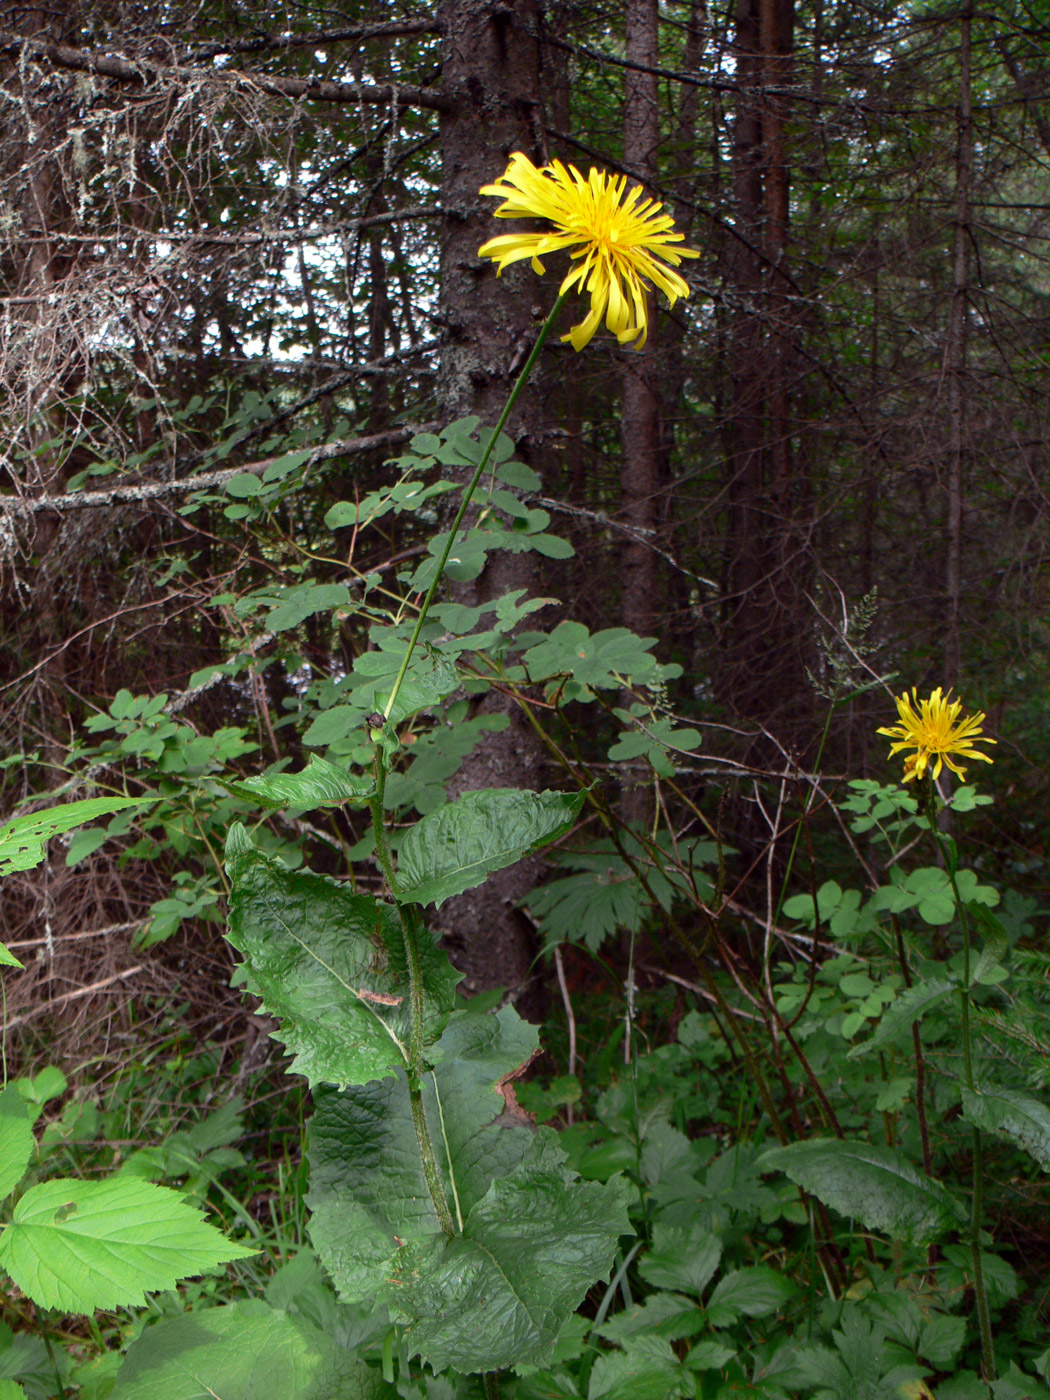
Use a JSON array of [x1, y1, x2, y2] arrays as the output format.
[[0, 424, 438, 515], [0, 33, 453, 111]]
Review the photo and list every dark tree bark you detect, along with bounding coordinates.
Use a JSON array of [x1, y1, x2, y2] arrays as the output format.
[[718, 0, 811, 747], [434, 0, 551, 1012]]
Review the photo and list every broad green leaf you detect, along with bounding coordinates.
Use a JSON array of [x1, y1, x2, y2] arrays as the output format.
[[918, 1314, 966, 1369], [705, 1266, 796, 1327], [0, 1177, 255, 1312], [637, 1224, 721, 1296], [223, 756, 374, 811], [587, 1335, 682, 1400], [961, 1083, 1050, 1169], [847, 979, 956, 1059], [0, 797, 147, 878], [0, 942, 22, 969], [392, 1133, 630, 1373], [758, 1139, 967, 1245], [596, 1293, 705, 1345], [109, 1300, 395, 1400], [0, 1087, 32, 1199], [0, 1384, 27, 1400], [308, 1006, 540, 1302], [225, 826, 460, 1087], [308, 1006, 628, 1371], [398, 788, 585, 907], [265, 583, 351, 632]]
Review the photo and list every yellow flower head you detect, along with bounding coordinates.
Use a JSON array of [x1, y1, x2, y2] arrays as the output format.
[[877, 687, 995, 783], [478, 152, 700, 352]]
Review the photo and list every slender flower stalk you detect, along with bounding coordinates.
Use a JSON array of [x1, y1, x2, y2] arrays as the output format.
[[478, 152, 699, 351], [877, 687, 996, 1380]]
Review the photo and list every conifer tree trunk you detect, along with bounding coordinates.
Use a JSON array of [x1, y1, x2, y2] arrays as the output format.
[[434, 0, 550, 1010]]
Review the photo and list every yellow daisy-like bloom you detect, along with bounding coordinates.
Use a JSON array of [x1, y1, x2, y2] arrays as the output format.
[[478, 152, 700, 352], [877, 687, 995, 783]]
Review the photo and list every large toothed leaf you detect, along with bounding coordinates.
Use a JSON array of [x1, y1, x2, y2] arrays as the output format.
[[961, 1083, 1050, 1170], [0, 1177, 255, 1313], [392, 1133, 630, 1373], [307, 1005, 628, 1372], [307, 1006, 539, 1302], [758, 1139, 967, 1245], [223, 757, 374, 812], [0, 1088, 32, 1200], [225, 825, 460, 1088], [109, 1300, 396, 1400], [398, 788, 585, 907]]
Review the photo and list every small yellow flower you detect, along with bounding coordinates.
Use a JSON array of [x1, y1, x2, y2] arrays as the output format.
[[877, 687, 995, 783], [478, 152, 700, 352]]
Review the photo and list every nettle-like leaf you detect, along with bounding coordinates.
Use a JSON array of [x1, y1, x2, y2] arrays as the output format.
[[397, 788, 585, 907], [0, 1177, 255, 1313], [758, 1139, 967, 1245], [392, 1132, 629, 1373], [0, 796, 147, 879], [109, 1299, 396, 1400], [705, 1266, 796, 1327], [847, 979, 956, 1060], [225, 826, 460, 1087], [223, 756, 374, 811], [0, 1088, 32, 1200], [308, 1006, 630, 1373], [961, 1083, 1050, 1170]]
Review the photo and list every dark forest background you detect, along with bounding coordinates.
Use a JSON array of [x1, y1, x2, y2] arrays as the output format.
[[0, 0, 1047, 1034]]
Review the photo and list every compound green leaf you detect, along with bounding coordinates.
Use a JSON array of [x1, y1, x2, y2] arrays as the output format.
[[398, 788, 584, 907], [961, 1083, 1050, 1169], [0, 797, 147, 878], [0, 1177, 255, 1313], [223, 756, 374, 811], [847, 979, 956, 1060], [758, 1139, 966, 1245], [109, 1300, 395, 1400], [0, 1089, 32, 1200], [637, 1224, 721, 1297], [705, 1266, 796, 1327], [225, 826, 460, 1087]]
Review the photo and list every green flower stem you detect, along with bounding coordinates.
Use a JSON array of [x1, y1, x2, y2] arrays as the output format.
[[369, 754, 454, 1236], [921, 782, 995, 1382], [382, 291, 569, 724]]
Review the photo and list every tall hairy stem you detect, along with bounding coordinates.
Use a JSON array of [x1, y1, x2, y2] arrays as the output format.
[[921, 782, 995, 1381]]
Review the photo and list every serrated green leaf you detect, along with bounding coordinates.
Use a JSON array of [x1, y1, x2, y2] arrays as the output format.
[[398, 788, 585, 907], [848, 980, 956, 1059], [109, 1300, 395, 1400], [308, 1007, 540, 1304], [637, 1224, 721, 1296], [587, 1335, 681, 1400], [918, 1314, 966, 1369], [0, 797, 147, 878], [0, 1383, 28, 1400], [393, 1134, 630, 1373], [0, 942, 22, 969], [705, 1266, 796, 1327], [0, 1089, 32, 1199], [308, 1007, 628, 1371], [961, 1083, 1050, 1169], [225, 826, 460, 1087], [223, 756, 374, 811], [0, 1177, 255, 1312], [265, 583, 351, 632], [758, 1139, 967, 1244]]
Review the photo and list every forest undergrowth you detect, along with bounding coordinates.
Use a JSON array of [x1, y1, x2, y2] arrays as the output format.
[[0, 153, 1048, 1400]]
